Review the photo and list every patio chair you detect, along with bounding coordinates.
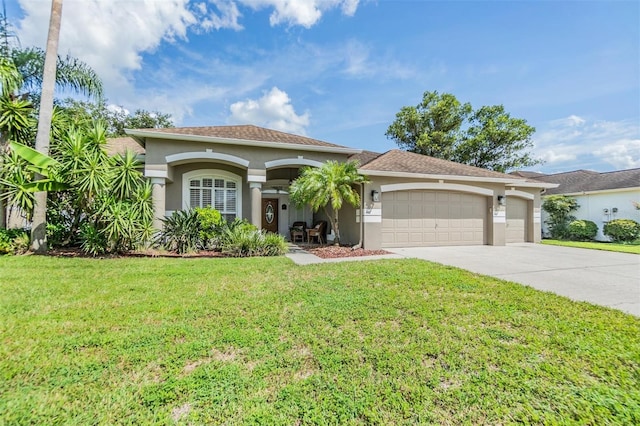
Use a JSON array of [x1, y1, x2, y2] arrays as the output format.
[[306, 220, 327, 244], [289, 221, 307, 243]]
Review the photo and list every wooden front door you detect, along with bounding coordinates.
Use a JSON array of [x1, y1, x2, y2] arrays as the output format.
[[262, 199, 278, 233]]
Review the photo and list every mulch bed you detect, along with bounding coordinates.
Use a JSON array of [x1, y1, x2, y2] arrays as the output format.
[[46, 246, 391, 259], [304, 244, 390, 259], [46, 248, 225, 259]]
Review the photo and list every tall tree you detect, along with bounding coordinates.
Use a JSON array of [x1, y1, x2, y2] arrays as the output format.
[[0, 8, 102, 229], [454, 105, 539, 173], [289, 161, 368, 245], [58, 99, 173, 136], [31, 0, 62, 253], [385, 90, 471, 159], [386, 90, 542, 172]]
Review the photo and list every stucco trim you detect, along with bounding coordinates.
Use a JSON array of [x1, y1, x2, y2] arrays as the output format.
[[265, 158, 324, 169], [380, 182, 494, 197], [506, 189, 535, 200], [166, 151, 250, 168], [145, 169, 168, 179]]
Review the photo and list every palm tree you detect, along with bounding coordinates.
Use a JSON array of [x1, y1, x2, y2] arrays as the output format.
[[30, 0, 62, 253], [0, 6, 102, 231], [290, 160, 368, 245]]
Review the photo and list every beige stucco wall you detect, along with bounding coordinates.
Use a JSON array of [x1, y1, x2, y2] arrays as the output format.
[[144, 138, 349, 172]]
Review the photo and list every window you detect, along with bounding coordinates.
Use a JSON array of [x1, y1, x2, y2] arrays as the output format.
[[183, 170, 242, 222]]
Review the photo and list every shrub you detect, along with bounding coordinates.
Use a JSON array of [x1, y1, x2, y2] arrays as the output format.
[[195, 207, 223, 249], [542, 195, 579, 239], [567, 220, 598, 241], [79, 223, 107, 256], [156, 209, 201, 254], [219, 223, 287, 257], [603, 219, 640, 243], [0, 228, 30, 255]]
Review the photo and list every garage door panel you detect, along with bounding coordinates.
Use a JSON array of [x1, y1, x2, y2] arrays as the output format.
[[382, 190, 486, 248], [506, 198, 528, 243], [395, 192, 409, 201]]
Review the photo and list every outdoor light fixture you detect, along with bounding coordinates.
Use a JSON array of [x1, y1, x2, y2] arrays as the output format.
[[371, 190, 380, 202], [497, 195, 506, 206]]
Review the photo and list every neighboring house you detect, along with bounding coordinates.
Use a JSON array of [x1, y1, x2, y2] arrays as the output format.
[[514, 169, 640, 241], [107, 125, 554, 250]]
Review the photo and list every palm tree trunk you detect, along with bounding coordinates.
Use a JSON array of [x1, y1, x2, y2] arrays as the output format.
[[31, 0, 62, 253]]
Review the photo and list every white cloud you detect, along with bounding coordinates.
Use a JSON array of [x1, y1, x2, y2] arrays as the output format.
[[229, 87, 310, 134], [199, 0, 244, 31], [551, 114, 586, 127], [240, 0, 360, 28], [534, 115, 640, 170], [594, 139, 640, 169], [14, 0, 361, 91], [16, 0, 197, 90]]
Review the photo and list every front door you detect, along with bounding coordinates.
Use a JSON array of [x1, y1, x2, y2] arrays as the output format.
[[262, 199, 278, 233]]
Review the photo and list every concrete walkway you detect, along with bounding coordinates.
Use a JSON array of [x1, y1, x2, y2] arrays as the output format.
[[388, 243, 640, 316]]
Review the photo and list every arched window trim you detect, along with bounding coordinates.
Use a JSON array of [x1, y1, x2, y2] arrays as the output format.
[[182, 169, 243, 219]]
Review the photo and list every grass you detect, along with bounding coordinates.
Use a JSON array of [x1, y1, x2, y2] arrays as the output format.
[[1, 256, 639, 424], [542, 239, 640, 254]]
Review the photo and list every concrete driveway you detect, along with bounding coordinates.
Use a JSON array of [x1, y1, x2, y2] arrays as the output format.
[[388, 243, 640, 316]]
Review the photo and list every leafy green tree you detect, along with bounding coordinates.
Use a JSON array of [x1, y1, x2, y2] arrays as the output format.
[[0, 7, 103, 231], [385, 90, 471, 159], [542, 195, 580, 239], [44, 121, 153, 252], [58, 99, 173, 136], [386, 90, 542, 172], [454, 105, 538, 172], [290, 161, 368, 245]]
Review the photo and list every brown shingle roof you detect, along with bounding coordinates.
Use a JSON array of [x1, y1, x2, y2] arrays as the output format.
[[133, 125, 350, 149], [348, 150, 382, 166], [105, 137, 145, 156], [510, 170, 547, 178], [359, 149, 523, 180], [534, 168, 640, 195]]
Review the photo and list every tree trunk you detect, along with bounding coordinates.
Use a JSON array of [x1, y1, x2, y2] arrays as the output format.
[[333, 208, 341, 245], [31, 0, 62, 253], [0, 198, 5, 229]]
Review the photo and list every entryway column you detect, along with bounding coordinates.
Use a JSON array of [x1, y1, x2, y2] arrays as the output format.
[[250, 182, 262, 229], [150, 177, 166, 230], [248, 168, 267, 230]]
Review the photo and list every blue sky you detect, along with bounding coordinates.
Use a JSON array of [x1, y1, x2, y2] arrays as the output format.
[[7, 0, 640, 173]]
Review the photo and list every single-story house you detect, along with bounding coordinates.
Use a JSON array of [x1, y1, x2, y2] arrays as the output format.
[[120, 125, 555, 250], [515, 168, 640, 241]]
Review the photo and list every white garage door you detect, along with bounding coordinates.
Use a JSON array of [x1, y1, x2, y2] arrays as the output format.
[[381, 191, 486, 248], [506, 197, 528, 243]]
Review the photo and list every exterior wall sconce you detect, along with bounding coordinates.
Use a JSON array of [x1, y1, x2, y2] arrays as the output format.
[[371, 190, 380, 202], [497, 195, 506, 206], [612, 207, 618, 213]]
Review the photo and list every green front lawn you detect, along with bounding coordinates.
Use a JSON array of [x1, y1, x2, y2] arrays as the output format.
[[542, 239, 640, 254], [1, 256, 638, 424]]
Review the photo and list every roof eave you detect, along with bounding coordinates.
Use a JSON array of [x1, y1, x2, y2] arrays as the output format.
[[506, 181, 559, 189], [545, 186, 640, 196], [360, 169, 530, 184], [125, 129, 362, 155]]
